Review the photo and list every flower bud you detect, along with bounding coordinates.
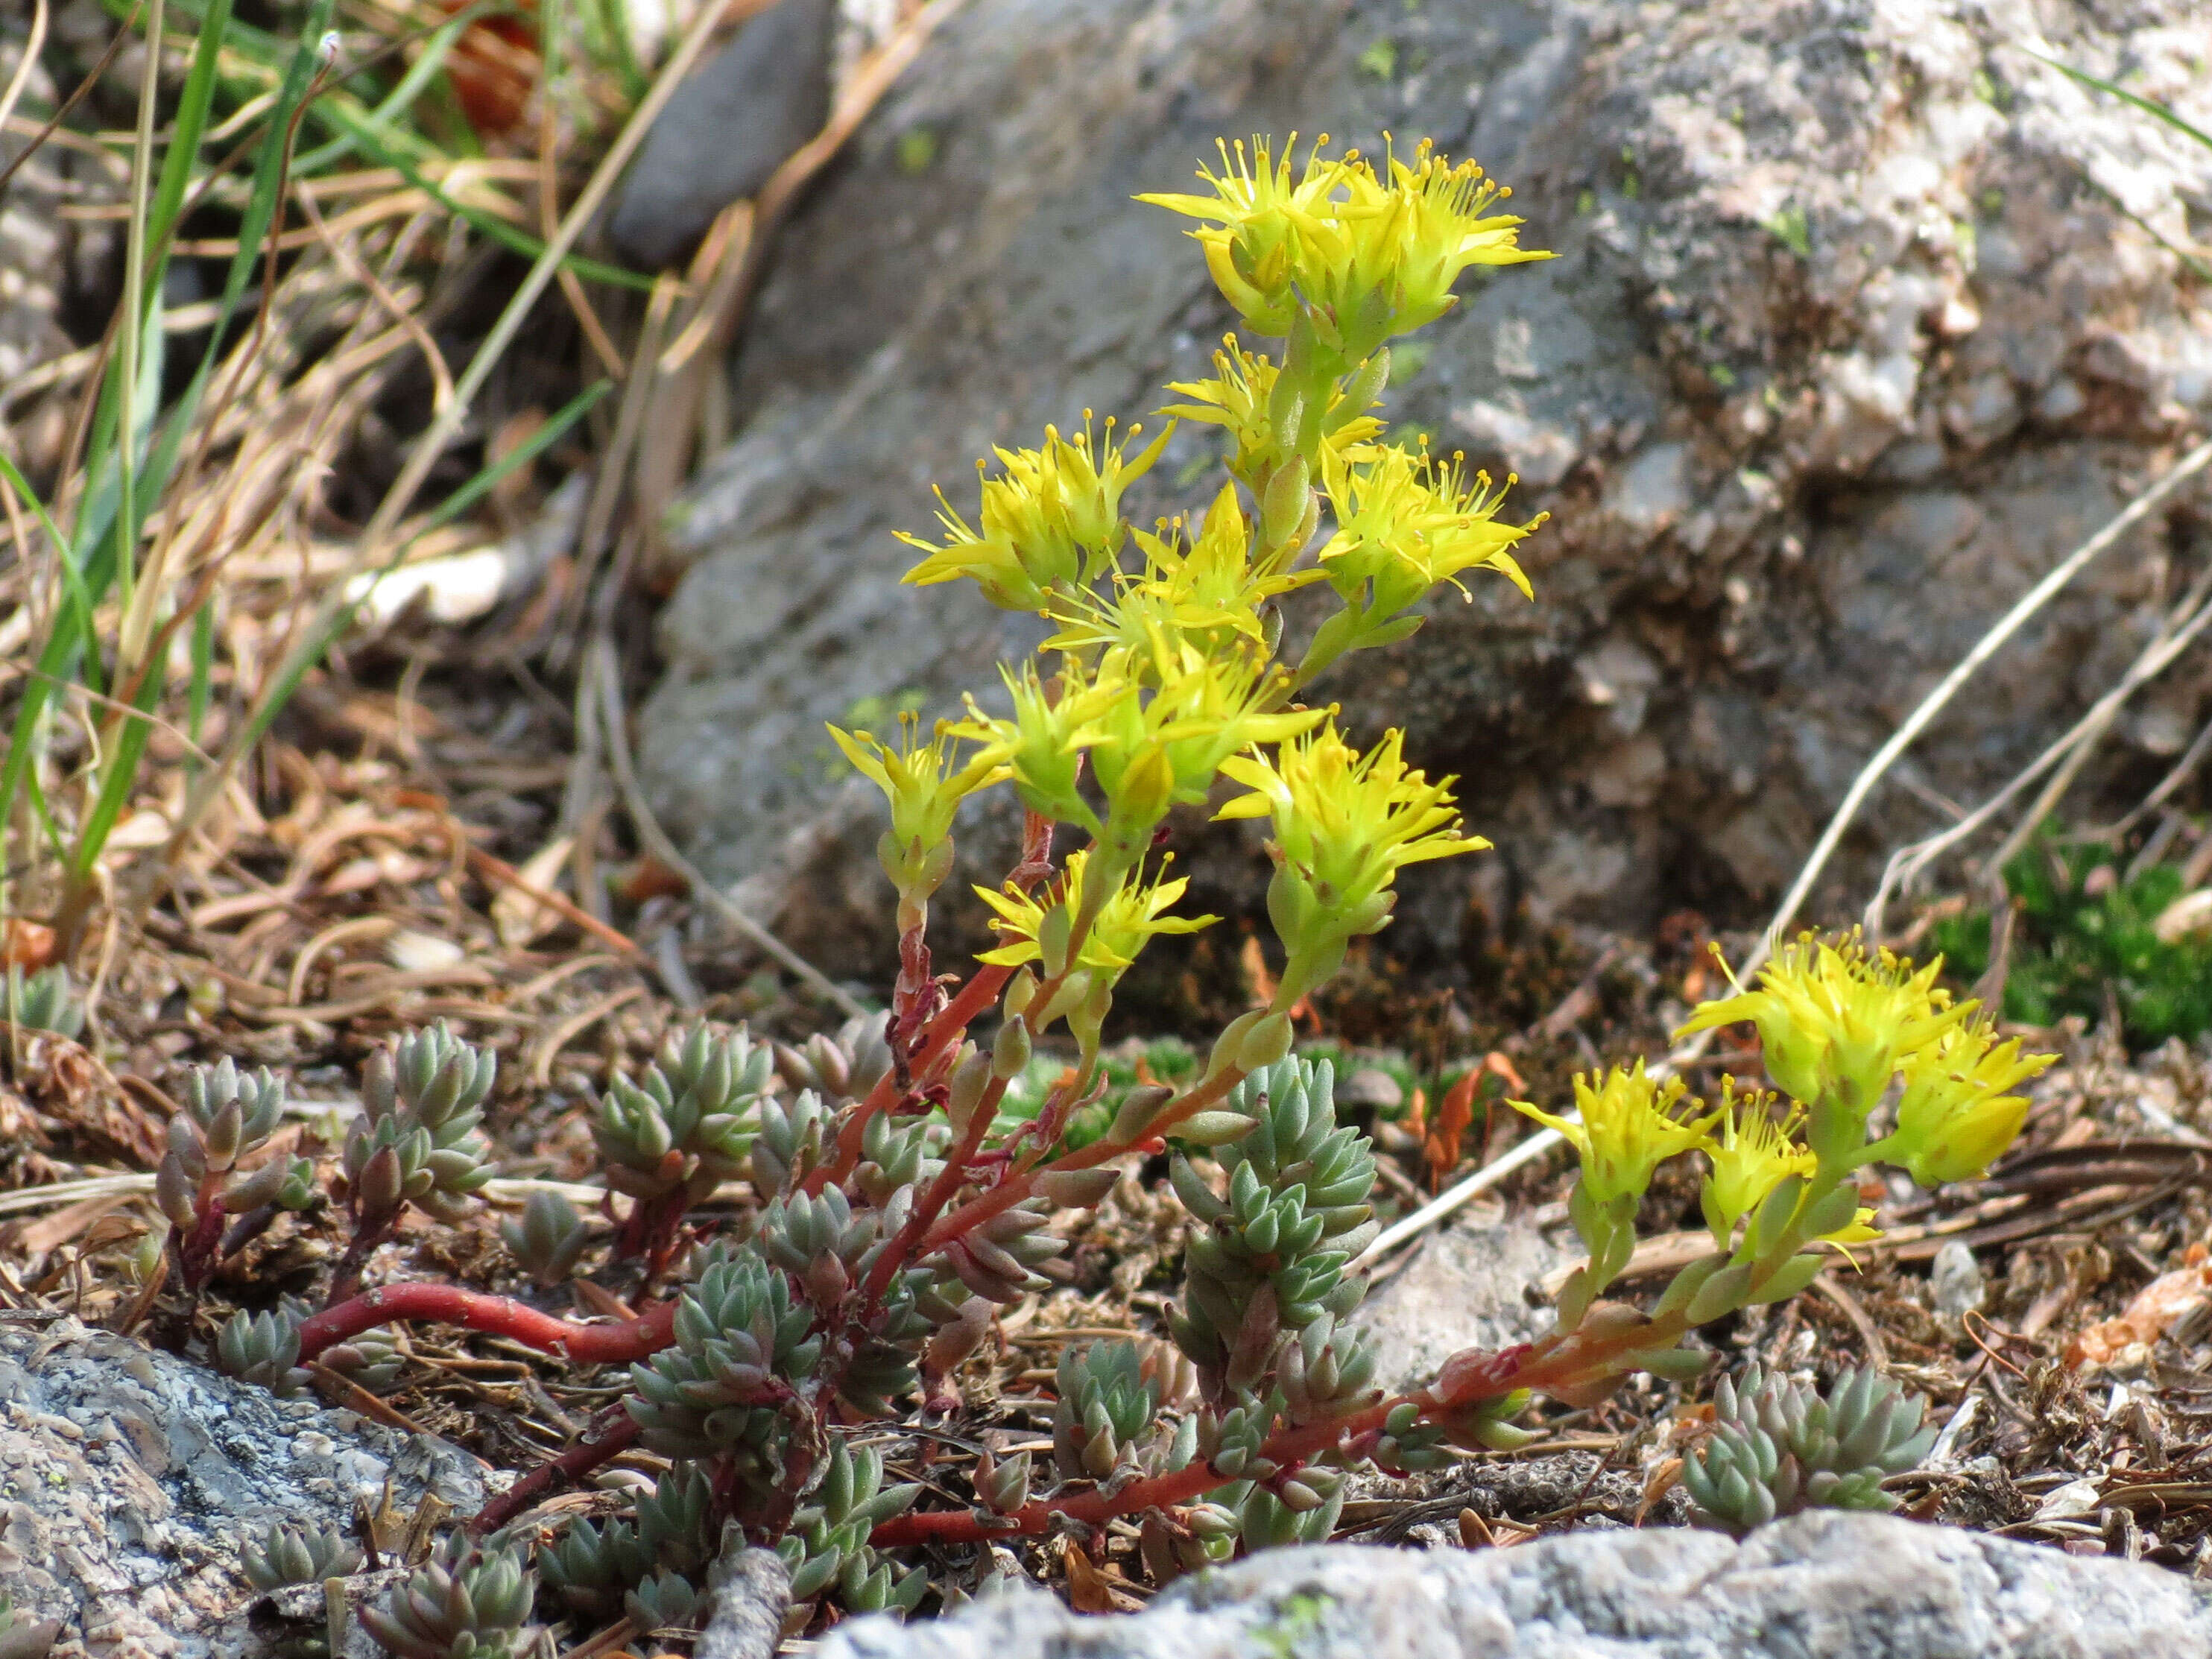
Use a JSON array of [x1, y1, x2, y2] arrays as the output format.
[[991, 1016, 1031, 1081], [202, 1099, 244, 1172], [1109, 1084, 1173, 1143], [1003, 967, 1038, 1020], [944, 1044, 993, 1137], [356, 1144, 404, 1220], [1235, 1011, 1294, 1072]]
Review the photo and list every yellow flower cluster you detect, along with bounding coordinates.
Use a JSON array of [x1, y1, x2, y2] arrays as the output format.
[[899, 417, 1171, 613], [1216, 721, 1482, 996], [1514, 928, 2058, 1274], [1139, 135, 1549, 358], [827, 715, 1006, 903], [838, 134, 1553, 1051]]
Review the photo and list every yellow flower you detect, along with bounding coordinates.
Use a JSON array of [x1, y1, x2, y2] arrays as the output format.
[[1318, 442, 1536, 616], [1883, 1017, 2051, 1184], [1136, 135, 1342, 334], [1042, 484, 1317, 661], [1087, 642, 1322, 857], [951, 660, 1131, 833], [1514, 1062, 1719, 1206], [1139, 136, 1549, 355], [975, 850, 1216, 974], [829, 714, 1006, 894], [1698, 1083, 1816, 1248], [1291, 138, 1550, 356], [1674, 934, 1971, 1162], [1160, 334, 1383, 483], [1216, 722, 1482, 963], [900, 416, 1172, 613]]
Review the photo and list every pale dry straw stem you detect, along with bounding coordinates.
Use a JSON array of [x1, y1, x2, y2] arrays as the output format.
[[1864, 559, 2212, 938], [588, 633, 863, 1019], [0, 0, 49, 145], [165, 0, 777, 860], [1982, 560, 2212, 877], [1769, 433, 2212, 956]]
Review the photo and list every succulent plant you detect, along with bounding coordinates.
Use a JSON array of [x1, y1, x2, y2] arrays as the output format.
[[748, 1085, 832, 1197], [1681, 1364, 1937, 1535], [1169, 1057, 1376, 1393], [216, 1306, 310, 1397], [777, 1439, 924, 1614], [625, 1245, 822, 1462], [625, 1567, 709, 1636], [318, 1327, 407, 1392], [1052, 1341, 1160, 1481], [358, 1538, 536, 1659], [155, 1058, 292, 1290], [241, 1520, 363, 1590], [4, 964, 83, 1038], [593, 1026, 773, 1235], [499, 1189, 590, 1286], [343, 1024, 497, 1235], [771, 1016, 894, 1104], [928, 1197, 1063, 1306]]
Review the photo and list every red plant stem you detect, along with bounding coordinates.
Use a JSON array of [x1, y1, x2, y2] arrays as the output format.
[[856, 1072, 1012, 1306], [297, 1283, 680, 1367], [870, 1394, 1410, 1547], [812, 814, 1056, 1195], [811, 962, 1014, 1193], [915, 1065, 1245, 1254], [471, 1412, 643, 1535]]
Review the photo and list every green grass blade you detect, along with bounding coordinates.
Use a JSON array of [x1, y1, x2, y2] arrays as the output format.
[[291, 6, 482, 175], [2031, 53, 2212, 154], [187, 603, 216, 750], [67, 667, 164, 884], [145, 0, 234, 261]]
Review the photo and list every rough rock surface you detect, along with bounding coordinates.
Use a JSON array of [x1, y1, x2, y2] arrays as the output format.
[[0, 1315, 487, 1659], [607, 0, 835, 268], [1350, 1209, 1566, 1393], [817, 1511, 2212, 1659], [639, 0, 2212, 978]]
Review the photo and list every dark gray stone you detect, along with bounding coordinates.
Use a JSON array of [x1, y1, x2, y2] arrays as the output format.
[[608, 0, 835, 268], [817, 1512, 2212, 1658], [638, 0, 2212, 979]]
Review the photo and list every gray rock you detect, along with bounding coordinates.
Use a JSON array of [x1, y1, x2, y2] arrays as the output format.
[[0, 1315, 486, 1658], [607, 0, 835, 268], [817, 1511, 2212, 1658], [1352, 1213, 1567, 1394], [639, 0, 2212, 978]]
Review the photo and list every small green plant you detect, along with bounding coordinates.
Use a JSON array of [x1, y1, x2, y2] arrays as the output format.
[[155, 1058, 312, 1295], [1933, 833, 2212, 1045], [241, 1520, 364, 1590], [359, 1538, 537, 1659], [1682, 1364, 1935, 1535], [2, 965, 84, 1040], [197, 136, 2053, 1650]]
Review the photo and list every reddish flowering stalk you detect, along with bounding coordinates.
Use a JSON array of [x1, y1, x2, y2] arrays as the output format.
[[809, 961, 1017, 1195], [297, 1283, 680, 1368], [870, 1394, 1415, 1547], [813, 814, 1056, 1195], [856, 1070, 1013, 1307], [472, 1411, 642, 1535], [914, 1065, 1247, 1254]]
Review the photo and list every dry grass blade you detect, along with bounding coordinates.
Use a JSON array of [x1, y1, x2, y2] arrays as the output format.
[[1774, 433, 2212, 950]]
